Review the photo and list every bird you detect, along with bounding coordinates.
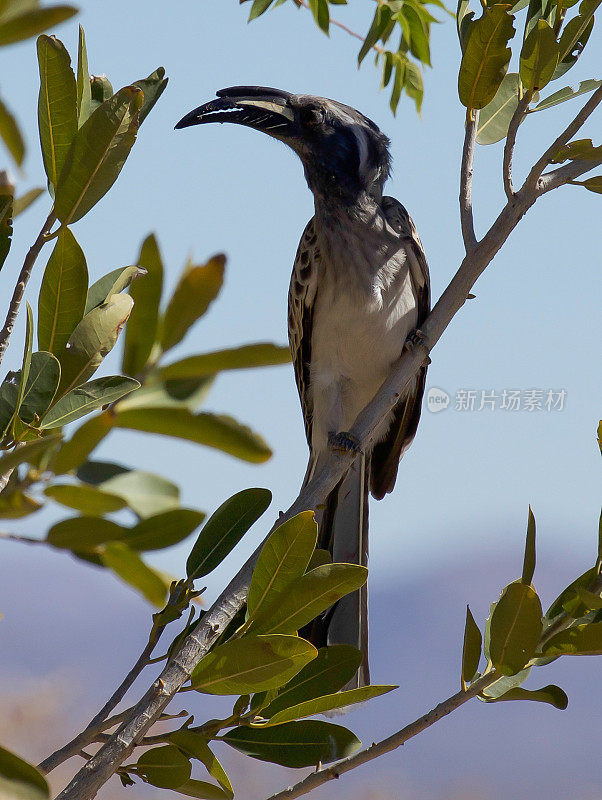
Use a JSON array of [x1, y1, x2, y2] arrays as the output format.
[[176, 87, 430, 687]]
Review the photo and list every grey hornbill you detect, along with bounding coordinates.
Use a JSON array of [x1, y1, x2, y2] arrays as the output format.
[[176, 87, 430, 687]]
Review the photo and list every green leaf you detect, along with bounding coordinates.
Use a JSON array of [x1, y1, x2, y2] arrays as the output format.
[[247, 511, 317, 619], [486, 684, 568, 708], [169, 732, 233, 799], [551, 137, 602, 163], [222, 719, 360, 767], [121, 509, 205, 551], [519, 19, 559, 91], [41, 375, 139, 428], [531, 78, 602, 112], [546, 567, 597, 619], [480, 667, 531, 699], [306, 548, 331, 571], [476, 72, 520, 145], [44, 482, 126, 515], [54, 85, 142, 225], [262, 645, 363, 717], [134, 67, 168, 124], [0, 487, 42, 518], [0, 94, 24, 165], [136, 745, 191, 789], [0, 745, 49, 800], [47, 515, 125, 549], [97, 470, 181, 518], [89, 74, 113, 113], [461, 605, 482, 687], [161, 255, 225, 351], [76, 459, 129, 484], [489, 581, 543, 675], [18, 351, 60, 423], [102, 542, 168, 606], [308, 0, 330, 33], [542, 621, 602, 655], [114, 407, 272, 463], [38, 227, 88, 355], [186, 487, 271, 580], [554, 0, 598, 79], [457, 0, 475, 48], [190, 634, 317, 695], [37, 34, 77, 190], [458, 5, 516, 109], [122, 233, 163, 375], [51, 410, 113, 473], [169, 780, 230, 799], [522, 506, 537, 585], [76, 25, 91, 127], [115, 376, 214, 412], [0, 432, 60, 474], [249, 563, 368, 635], [0, 6, 77, 47], [575, 175, 602, 193], [0, 190, 12, 272], [12, 302, 34, 431], [261, 684, 396, 725], [249, 0, 277, 21], [359, 4, 393, 64], [160, 343, 291, 381], [85, 265, 145, 314], [13, 187, 44, 216], [57, 293, 134, 396]]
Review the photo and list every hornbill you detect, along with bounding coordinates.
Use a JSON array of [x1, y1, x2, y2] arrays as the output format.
[[176, 87, 430, 687]]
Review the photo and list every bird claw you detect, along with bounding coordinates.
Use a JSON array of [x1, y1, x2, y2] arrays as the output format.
[[328, 431, 362, 455], [405, 328, 431, 364]]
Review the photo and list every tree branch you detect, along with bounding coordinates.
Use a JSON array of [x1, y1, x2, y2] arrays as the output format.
[[296, 0, 386, 54], [0, 210, 56, 365], [263, 672, 498, 800], [502, 91, 533, 200], [0, 530, 46, 546], [525, 83, 602, 191], [460, 110, 478, 252]]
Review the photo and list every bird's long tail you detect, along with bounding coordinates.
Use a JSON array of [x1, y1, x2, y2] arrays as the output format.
[[301, 454, 370, 687]]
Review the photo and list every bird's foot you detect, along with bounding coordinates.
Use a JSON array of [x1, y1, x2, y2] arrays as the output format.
[[328, 431, 362, 455], [405, 328, 431, 363]]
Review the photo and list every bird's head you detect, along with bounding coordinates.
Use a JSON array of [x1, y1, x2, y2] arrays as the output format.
[[175, 86, 391, 204]]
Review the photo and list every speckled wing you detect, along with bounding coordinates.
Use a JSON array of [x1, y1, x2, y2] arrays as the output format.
[[287, 218, 320, 446], [369, 196, 431, 500]]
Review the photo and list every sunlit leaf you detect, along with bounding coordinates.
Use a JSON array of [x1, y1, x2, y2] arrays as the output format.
[[249, 0, 278, 21], [84, 265, 145, 314], [18, 350, 60, 423], [223, 719, 360, 767], [0, 6, 76, 47], [0, 745, 49, 800], [76, 25, 91, 127], [190, 634, 317, 695], [551, 138, 602, 163], [98, 469, 180, 518], [38, 227, 88, 354], [121, 509, 205, 550], [134, 67, 168, 124], [186, 487, 271, 580], [542, 621, 602, 655], [0, 94, 24, 165], [161, 255, 225, 351], [115, 376, 213, 412], [485, 684, 568, 708], [47, 515, 124, 549], [122, 233, 163, 376], [102, 542, 169, 606], [169, 779, 230, 799], [519, 20, 559, 91], [0, 487, 43, 518], [44, 482, 126, 515], [261, 684, 396, 725], [169, 732, 233, 799], [136, 745, 191, 789], [160, 344, 291, 381], [489, 581, 543, 675], [530, 78, 602, 111], [476, 73, 520, 145], [51, 410, 114, 473], [42, 375, 138, 428], [13, 187, 44, 216], [0, 433, 61, 474], [37, 34, 77, 190]]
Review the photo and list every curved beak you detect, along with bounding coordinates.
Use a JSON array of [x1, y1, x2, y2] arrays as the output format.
[[175, 86, 297, 138]]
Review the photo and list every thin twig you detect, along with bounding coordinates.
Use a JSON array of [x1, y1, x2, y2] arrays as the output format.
[[459, 109, 478, 253], [297, 0, 386, 54], [502, 91, 533, 200], [263, 673, 498, 800], [0, 530, 46, 546], [525, 84, 602, 191], [0, 210, 56, 365]]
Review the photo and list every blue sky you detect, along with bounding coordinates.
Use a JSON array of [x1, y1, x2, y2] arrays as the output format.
[[2, 0, 600, 596]]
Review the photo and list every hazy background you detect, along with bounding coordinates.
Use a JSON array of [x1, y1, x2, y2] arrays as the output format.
[[0, 1, 600, 798]]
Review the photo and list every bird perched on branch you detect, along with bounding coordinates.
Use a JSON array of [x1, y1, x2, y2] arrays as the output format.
[[176, 87, 430, 687]]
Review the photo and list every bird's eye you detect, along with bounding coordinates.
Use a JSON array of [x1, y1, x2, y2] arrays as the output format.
[[299, 107, 324, 127]]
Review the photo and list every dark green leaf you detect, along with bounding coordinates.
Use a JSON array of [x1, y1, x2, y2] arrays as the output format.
[[13, 187, 44, 216], [249, 563, 368, 635], [98, 469, 180, 518], [41, 375, 139, 428], [122, 233, 163, 375], [11, 302, 34, 431], [542, 621, 602, 655], [186, 488, 271, 580], [102, 542, 169, 606], [134, 67, 168, 124], [306, 548, 331, 571], [85, 265, 145, 314], [0, 94, 24, 165], [263, 684, 396, 724], [223, 719, 360, 767], [520, 19, 559, 91], [54, 86, 142, 225], [457, 0, 475, 48], [0, 6, 76, 47], [487, 684, 568, 708], [359, 4, 392, 63], [169, 732, 233, 798], [57, 293, 134, 396], [190, 634, 317, 695], [47, 515, 125, 549], [18, 350, 60, 423], [161, 255, 225, 351], [574, 175, 602, 193], [551, 137, 602, 163], [522, 506, 537, 585], [51, 410, 114, 473], [554, 0, 598, 79], [114, 406, 272, 463], [308, 0, 330, 33], [531, 78, 602, 111], [458, 5, 516, 109], [0, 745, 49, 800], [37, 34, 77, 190], [476, 72, 520, 144], [89, 74, 113, 114], [489, 581, 543, 675], [461, 605, 482, 687], [249, 0, 276, 21], [160, 343, 291, 381], [169, 780, 230, 799], [44, 482, 126, 515], [121, 509, 205, 551], [0, 487, 42, 518], [0, 189, 12, 272], [38, 227, 88, 354], [76, 25, 91, 127], [136, 745, 191, 789], [546, 567, 597, 619], [247, 511, 317, 619], [76, 459, 129, 484]]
